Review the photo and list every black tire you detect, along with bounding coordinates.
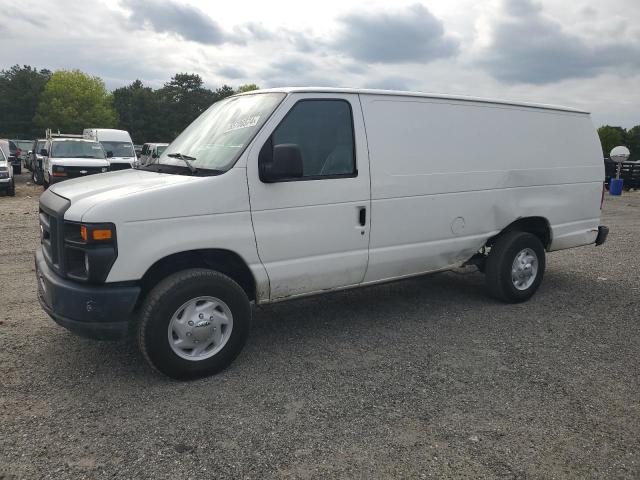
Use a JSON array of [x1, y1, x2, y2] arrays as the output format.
[[485, 231, 545, 303], [32, 167, 43, 185], [8, 180, 15, 197], [13, 164, 21, 175], [137, 268, 251, 380]]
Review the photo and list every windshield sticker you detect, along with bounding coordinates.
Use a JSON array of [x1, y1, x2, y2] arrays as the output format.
[[225, 115, 260, 132]]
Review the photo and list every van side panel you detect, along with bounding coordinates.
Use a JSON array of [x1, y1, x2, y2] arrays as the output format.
[[360, 94, 603, 282]]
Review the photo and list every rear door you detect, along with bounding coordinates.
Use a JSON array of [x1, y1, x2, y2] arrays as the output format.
[[246, 93, 371, 300]]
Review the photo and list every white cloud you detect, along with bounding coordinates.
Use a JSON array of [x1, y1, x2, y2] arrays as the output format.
[[0, 0, 638, 127]]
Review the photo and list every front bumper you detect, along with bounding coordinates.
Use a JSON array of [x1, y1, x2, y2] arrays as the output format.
[[595, 225, 609, 246], [35, 248, 140, 340]]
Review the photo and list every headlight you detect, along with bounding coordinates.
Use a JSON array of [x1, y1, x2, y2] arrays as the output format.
[[0, 167, 8, 179], [63, 222, 117, 283]]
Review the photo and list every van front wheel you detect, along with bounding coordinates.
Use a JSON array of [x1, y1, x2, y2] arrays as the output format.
[[485, 231, 545, 303], [137, 268, 251, 380]]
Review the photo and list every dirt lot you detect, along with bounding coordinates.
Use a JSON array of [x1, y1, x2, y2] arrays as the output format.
[[1, 171, 639, 479]]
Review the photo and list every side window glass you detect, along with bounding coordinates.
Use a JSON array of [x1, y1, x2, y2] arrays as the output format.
[[270, 100, 356, 178]]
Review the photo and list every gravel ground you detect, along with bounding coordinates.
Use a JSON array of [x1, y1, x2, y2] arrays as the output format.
[[1, 171, 639, 479]]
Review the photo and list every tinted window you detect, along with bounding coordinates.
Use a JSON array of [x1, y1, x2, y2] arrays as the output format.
[[271, 100, 355, 177]]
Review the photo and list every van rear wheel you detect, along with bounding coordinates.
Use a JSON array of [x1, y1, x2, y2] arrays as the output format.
[[485, 231, 545, 303], [137, 268, 251, 380]]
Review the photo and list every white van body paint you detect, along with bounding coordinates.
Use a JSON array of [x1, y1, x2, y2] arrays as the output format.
[[49, 88, 605, 305], [83, 128, 136, 169]]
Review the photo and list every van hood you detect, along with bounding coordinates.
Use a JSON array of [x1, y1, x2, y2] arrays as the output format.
[[51, 167, 248, 224], [51, 169, 194, 206]]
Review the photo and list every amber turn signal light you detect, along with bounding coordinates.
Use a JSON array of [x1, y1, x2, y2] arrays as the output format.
[[92, 229, 113, 241], [80, 225, 112, 241]]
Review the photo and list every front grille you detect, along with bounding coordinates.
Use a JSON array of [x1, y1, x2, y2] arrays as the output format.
[[39, 190, 71, 276], [64, 166, 107, 178], [39, 208, 62, 272], [39, 210, 57, 268]]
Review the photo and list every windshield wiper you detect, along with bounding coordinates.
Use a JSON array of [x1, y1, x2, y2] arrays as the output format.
[[167, 152, 197, 174]]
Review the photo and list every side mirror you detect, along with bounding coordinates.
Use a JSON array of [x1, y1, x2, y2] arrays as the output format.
[[106, 151, 113, 158], [260, 143, 303, 182], [152, 152, 158, 158], [40, 149, 48, 156], [28, 150, 32, 155]]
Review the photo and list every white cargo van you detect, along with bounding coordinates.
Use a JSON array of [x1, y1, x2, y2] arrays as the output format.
[[40, 132, 110, 188], [35, 88, 608, 379], [83, 129, 136, 170]]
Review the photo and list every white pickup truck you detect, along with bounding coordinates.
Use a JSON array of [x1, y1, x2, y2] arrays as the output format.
[[35, 88, 608, 379]]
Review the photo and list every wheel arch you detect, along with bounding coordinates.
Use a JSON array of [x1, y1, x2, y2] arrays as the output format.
[[137, 249, 257, 307], [488, 216, 552, 250]]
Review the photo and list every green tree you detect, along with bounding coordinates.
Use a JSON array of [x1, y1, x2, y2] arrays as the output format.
[[597, 125, 626, 158], [156, 73, 216, 138], [626, 125, 640, 162], [113, 79, 161, 144], [236, 83, 260, 94], [0, 65, 51, 138], [214, 85, 235, 100], [34, 70, 117, 133]]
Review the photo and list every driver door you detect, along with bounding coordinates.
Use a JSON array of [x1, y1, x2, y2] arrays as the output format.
[[246, 93, 371, 300]]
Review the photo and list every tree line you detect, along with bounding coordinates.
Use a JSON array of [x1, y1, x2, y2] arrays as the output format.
[[0, 64, 638, 159], [597, 125, 640, 161], [0, 65, 258, 144]]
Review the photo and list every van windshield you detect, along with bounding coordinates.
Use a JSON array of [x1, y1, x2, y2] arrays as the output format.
[[101, 141, 134, 157], [154, 92, 285, 173], [51, 140, 106, 159]]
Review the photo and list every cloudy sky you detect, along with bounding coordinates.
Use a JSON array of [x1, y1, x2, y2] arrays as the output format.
[[1, 0, 639, 126]]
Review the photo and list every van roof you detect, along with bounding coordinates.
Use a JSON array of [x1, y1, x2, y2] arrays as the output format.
[[84, 129, 133, 141], [240, 87, 588, 114], [51, 137, 96, 142]]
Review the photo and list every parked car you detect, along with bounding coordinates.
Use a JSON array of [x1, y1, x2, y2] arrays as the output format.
[[35, 88, 608, 379], [0, 139, 9, 162], [83, 129, 136, 171], [29, 139, 47, 184], [40, 131, 110, 188], [13, 139, 33, 172], [0, 140, 15, 196], [138, 142, 169, 166], [4, 140, 21, 174]]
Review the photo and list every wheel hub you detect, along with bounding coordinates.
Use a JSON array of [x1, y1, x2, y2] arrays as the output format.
[[167, 296, 233, 361], [511, 248, 538, 291]]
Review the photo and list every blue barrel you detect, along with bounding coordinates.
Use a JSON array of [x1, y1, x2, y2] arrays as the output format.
[[609, 178, 624, 196]]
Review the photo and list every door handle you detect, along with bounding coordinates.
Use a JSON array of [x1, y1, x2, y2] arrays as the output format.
[[358, 207, 366, 226]]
